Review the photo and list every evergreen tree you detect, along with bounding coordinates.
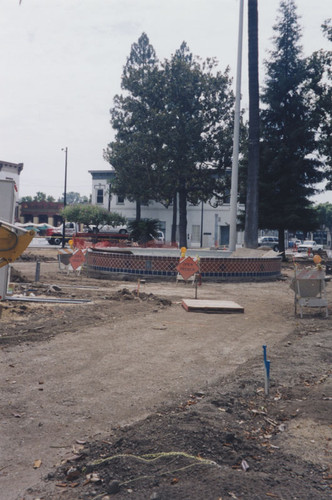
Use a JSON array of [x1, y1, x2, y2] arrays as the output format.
[[315, 202, 332, 249], [322, 18, 332, 41], [320, 20, 332, 172], [159, 43, 234, 247], [308, 19, 332, 184], [104, 33, 162, 221], [105, 35, 234, 247], [259, 0, 323, 253], [58, 192, 89, 204], [34, 192, 47, 202]]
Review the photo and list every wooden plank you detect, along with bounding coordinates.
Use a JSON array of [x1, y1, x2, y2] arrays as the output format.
[[182, 299, 244, 313]]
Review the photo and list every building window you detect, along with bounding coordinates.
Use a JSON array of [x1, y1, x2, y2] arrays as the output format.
[[117, 195, 124, 204], [96, 189, 104, 204]]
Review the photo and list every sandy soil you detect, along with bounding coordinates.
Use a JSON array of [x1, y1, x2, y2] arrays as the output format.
[[0, 247, 331, 499]]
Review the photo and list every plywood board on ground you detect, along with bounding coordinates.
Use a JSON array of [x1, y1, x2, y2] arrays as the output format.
[[182, 299, 244, 313]]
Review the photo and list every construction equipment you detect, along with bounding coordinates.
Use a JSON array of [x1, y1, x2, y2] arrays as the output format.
[[291, 268, 328, 318], [0, 219, 35, 269]]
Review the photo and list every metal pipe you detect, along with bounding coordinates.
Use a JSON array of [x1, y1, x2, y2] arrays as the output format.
[[34, 261, 40, 282], [263, 345, 270, 396], [0, 219, 30, 234]]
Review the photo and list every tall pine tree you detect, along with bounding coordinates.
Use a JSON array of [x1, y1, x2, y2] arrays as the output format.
[[104, 33, 162, 221], [159, 43, 234, 247], [259, 0, 323, 252], [106, 36, 235, 245], [309, 19, 332, 185]]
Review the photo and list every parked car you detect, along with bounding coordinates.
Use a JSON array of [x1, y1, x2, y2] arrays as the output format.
[[288, 238, 302, 249], [258, 236, 279, 252], [156, 230, 165, 243], [150, 231, 165, 243], [90, 225, 128, 234], [297, 240, 323, 253]]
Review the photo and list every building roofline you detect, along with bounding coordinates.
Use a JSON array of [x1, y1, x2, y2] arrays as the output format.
[[0, 161, 24, 173], [88, 169, 114, 174]]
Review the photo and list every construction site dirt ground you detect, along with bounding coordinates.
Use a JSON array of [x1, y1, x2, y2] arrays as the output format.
[[0, 247, 331, 500]]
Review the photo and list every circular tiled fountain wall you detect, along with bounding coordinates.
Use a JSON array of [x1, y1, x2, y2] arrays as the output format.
[[86, 249, 281, 281]]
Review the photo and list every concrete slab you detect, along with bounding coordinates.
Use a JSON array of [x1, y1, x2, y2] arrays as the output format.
[[182, 298, 244, 313]]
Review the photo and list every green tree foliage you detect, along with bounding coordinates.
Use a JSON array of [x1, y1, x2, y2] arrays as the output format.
[[105, 34, 235, 247], [21, 193, 88, 204], [128, 218, 160, 244], [322, 18, 332, 41], [58, 192, 89, 204], [321, 19, 332, 172], [61, 204, 126, 230], [159, 43, 234, 247], [66, 192, 88, 204], [259, 0, 322, 253], [315, 202, 332, 248], [104, 33, 161, 221], [33, 192, 47, 202], [307, 19, 332, 184]]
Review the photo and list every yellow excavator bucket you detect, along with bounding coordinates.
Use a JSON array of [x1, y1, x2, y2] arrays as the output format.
[[0, 224, 35, 269]]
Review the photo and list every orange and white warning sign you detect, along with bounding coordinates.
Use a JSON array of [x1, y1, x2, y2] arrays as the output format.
[[69, 249, 86, 271], [176, 256, 199, 281]]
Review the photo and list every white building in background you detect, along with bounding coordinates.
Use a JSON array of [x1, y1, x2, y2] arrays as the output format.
[[0, 160, 23, 190], [0, 160, 23, 220], [89, 169, 244, 248]]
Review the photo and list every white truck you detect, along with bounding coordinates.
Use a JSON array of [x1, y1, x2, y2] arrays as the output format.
[[45, 222, 80, 245], [45, 223, 129, 245], [297, 240, 323, 254]]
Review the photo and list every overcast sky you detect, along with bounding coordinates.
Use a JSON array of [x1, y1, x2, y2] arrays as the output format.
[[0, 0, 331, 202]]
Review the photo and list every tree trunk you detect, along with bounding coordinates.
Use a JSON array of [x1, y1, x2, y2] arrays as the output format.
[[278, 227, 286, 260], [136, 200, 141, 222], [178, 186, 187, 248], [171, 192, 178, 244], [244, 0, 260, 248]]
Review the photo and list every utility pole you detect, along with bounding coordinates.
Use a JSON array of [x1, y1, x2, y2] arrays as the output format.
[[200, 201, 204, 248], [229, 0, 244, 252], [61, 147, 68, 248]]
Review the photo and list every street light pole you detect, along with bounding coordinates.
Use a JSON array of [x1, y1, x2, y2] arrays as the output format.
[[61, 147, 68, 248], [200, 201, 204, 248], [229, 0, 244, 252]]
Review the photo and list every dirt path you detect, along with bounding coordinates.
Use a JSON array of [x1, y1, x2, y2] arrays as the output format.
[[0, 252, 331, 499]]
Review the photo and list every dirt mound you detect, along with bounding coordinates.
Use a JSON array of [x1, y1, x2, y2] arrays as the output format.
[[9, 267, 28, 283], [17, 252, 57, 262], [0, 286, 171, 344], [34, 327, 331, 500], [111, 288, 172, 306]]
